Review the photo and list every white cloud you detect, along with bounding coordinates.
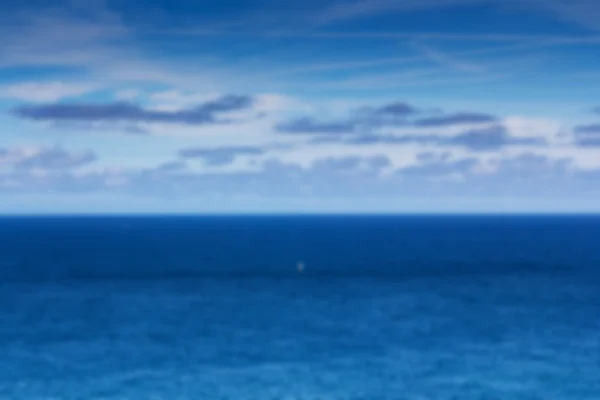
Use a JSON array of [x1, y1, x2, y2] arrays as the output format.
[[0, 81, 96, 102], [115, 89, 142, 101], [313, 0, 600, 34], [502, 116, 563, 142], [313, 0, 485, 25]]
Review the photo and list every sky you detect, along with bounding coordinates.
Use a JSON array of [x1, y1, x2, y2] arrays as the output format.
[[2, 0, 600, 213]]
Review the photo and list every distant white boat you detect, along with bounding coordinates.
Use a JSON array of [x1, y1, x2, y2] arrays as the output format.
[[297, 261, 305, 273]]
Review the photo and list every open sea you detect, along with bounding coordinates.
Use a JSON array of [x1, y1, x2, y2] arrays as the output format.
[[0, 215, 599, 400]]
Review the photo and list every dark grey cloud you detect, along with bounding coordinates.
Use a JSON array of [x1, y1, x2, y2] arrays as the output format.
[[275, 100, 417, 134], [446, 126, 545, 151], [356, 101, 418, 123], [11, 95, 254, 125], [275, 117, 355, 134], [574, 124, 600, 134], [312, 125, 544, 151], [573, 123, 600, 146], [372, 102, 417, 116], [575, 137, 600, 147], [312, 155, 391, 172], [154, 161, 187, 172], [309, 131, 439, 145], [413, 112, 498, 127], [276, 101, 499, 136], [178, 146, 265, 166], [345, 133, 439, 145]]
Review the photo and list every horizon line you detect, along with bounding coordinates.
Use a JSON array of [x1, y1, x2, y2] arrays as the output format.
[[3, 212, 600, 218]]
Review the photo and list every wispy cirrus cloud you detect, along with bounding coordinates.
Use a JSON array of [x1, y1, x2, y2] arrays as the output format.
[[0, 1, 128, 69], [536, 0, 600, 32], [160, 26, 600, 45], [410, 42, 487, 73], [312, 0, 485, 25], [312, 0, 600, 34]]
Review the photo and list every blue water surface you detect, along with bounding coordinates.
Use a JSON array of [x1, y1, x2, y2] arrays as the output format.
[[0, 215, 599, 399]]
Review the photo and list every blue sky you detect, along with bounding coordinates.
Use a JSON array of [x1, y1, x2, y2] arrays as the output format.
[[2, 0, 600, 213]]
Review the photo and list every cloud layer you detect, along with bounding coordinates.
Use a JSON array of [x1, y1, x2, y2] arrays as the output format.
[[3, 148, 599, 203]]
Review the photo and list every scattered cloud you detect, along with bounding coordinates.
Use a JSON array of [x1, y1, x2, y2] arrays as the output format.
[[276, 117, 356, 134], [446, 125, 545, 151], [276, 102, 502, 137], [153, 161, 187, 172], [274, 99, 547, 154], [275, 100, 417, 134], [397, 152, 478, 179], [0, 81, 96, 102], [491, 153, 572, 178], [575, 124, 600, 134], [0, 146, 97, 171], [312, 155, 391, 172], [309, 124, 544, 152], [43, 121, 149, 135], [3, 150, 596, 201], [355, 102, 419, 124], [11, 95, 255, 125], [178, 146, 266, 166], [2, 1, 600, 210], [413, 112, 498, 127], [573, 123, 600, 147], [341, 133, 439, 145], [16, 147, 97, 170]]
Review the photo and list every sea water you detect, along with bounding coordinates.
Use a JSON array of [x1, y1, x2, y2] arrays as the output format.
[[0, 215, 599, 399]]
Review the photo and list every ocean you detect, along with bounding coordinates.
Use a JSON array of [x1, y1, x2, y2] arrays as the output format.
[[0, 215, 599, 399]]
